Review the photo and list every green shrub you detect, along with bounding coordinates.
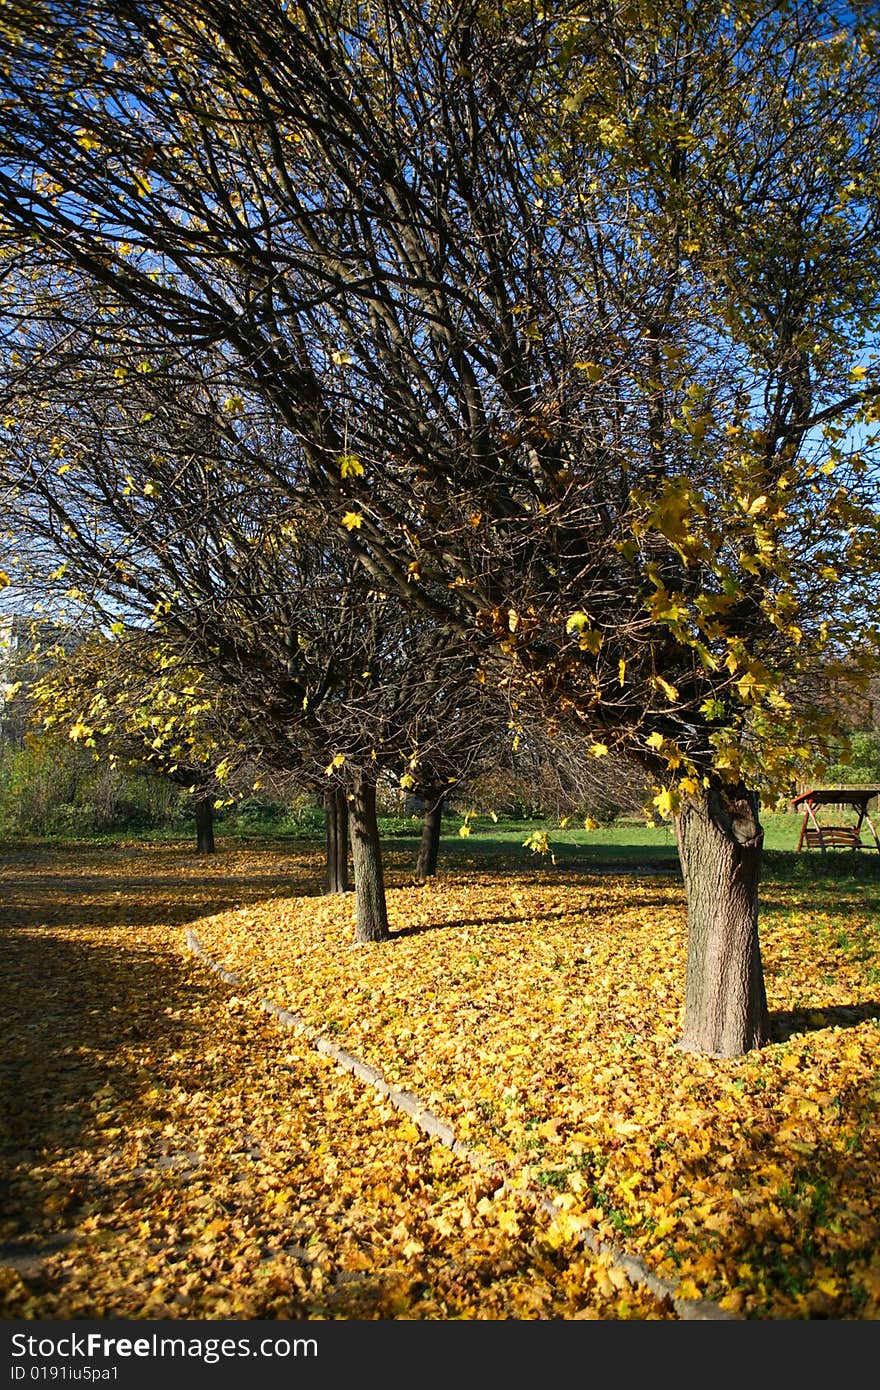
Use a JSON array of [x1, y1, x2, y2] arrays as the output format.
[[824, 731, 880, 786], [233, 797, 288, 827], [378, 813, 422, 838], [0, 736, 187, 836]]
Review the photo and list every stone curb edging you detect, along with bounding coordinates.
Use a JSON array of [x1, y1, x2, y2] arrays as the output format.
[[184, 926, 739, 1321]]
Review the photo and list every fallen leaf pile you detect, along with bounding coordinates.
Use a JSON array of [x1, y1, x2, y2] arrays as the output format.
[[1, 838, 878, 1318], [0, 841, 670, 1320]]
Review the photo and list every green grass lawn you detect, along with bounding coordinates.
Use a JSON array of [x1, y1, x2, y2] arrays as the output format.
[[9, 806, 880, 884], [436, 810, 825, 862], [431, 811, 880, 882]]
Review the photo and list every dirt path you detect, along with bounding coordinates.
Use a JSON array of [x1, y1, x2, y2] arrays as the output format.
[[0, 842, 673, 1319]]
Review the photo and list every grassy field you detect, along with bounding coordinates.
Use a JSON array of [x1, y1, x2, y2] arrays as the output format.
[[429, 811, 880, 881], [19, 806, 867, 861], [222, 806, 880, 884], [433, 810, 803, 862]]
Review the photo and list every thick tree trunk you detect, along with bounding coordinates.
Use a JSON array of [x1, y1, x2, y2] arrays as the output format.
[[194, 796, 215, 855], [324, 786, 350, 894], [675, 784, 769, 1057], [415, 789, 445, 882], [349, 770, 390, 942]]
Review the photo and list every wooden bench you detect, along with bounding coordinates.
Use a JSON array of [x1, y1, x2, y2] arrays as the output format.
[[801, 826, 863, 851]]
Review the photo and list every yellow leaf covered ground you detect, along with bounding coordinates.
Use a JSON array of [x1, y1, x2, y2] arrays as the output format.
[[0, 841, 670, 1320], [1, 838, 878, 1319]]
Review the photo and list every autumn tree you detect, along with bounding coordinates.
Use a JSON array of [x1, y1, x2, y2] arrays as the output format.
[[1, 0, 879, 1049], [30, 631, 260, 852], [0, 323, 511, 934]]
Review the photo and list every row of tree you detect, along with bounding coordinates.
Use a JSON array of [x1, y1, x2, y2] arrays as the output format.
[[7, 590, 642, 907], [1, 0, 879, 1054]]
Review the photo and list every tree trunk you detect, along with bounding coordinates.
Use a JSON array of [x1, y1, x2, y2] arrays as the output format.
[[194, 796, 215, 854], [324, 786, 350, 894], [349, 770, 390, 942], [415, 789, 445, 881], [675, 784, 769, 1058]]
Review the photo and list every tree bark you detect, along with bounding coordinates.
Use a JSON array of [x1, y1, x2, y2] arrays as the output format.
[[415, 789, 445, 881], [194, 796, 215, 855], [349, 770, 390, 942], [324, 786, 350, 894], [675, 784, 769, 1058]]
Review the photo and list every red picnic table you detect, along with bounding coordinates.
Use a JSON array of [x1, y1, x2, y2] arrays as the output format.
[[791, 786, 880, 853]]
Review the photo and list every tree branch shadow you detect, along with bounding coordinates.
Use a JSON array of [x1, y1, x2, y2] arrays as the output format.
[[768, 1000, 880, 1042]]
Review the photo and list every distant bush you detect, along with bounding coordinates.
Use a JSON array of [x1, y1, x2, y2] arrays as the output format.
[[378, 813, 422, 838], [233, 797, 289, 827], [0, 736, 185, 836], [227, 793, 324, 836], [823, 731, 880, 787], [284, 800, 325, 833]]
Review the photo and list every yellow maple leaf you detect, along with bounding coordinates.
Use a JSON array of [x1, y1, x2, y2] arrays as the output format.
[[565, 610, 590, 633], [652, 787, 679, 818], [652, 675, 680, 702], [574, 361, 604, 381], [338, 453, 364, 479], [523, 830, 550, 854], [496, 1207, 521, 1237]]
